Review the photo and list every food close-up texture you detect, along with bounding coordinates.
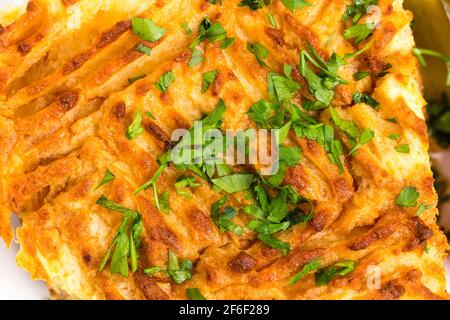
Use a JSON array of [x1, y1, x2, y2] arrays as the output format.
[[0, 0, 448, 300]]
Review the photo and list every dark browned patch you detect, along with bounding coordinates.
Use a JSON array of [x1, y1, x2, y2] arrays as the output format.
[[0, 24, 5, 35], [134, 271, 169, 300], [229, 252, 257, 273], [111, 102, 126, 119], [96, 20, 132, 49], [153, 225, 180, 250], [82, 252, 92, 264], [27, 1, 37, 12], [333, 177, 353, 201], [142, 119, 172, 151], [266, 28, 285, 46], [406, 217, 433, 250], [57, 91, 79, 111], [309, 211, 326, 231], [173, 50, 191, 63], [380, 281, 405, 300], [187, 210, 214, 240], [61, 0, 78, 7], [17, 42, 31, 55], [348, 224, 395, 251], [211, 72, 224, 96], [62, 52, 92, 75]]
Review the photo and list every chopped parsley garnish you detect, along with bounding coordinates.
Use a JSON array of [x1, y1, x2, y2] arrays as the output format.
[[159, 191, 170, 213], [181, 22, 192, 35], [267, 72, 301, 102], [258, 233, 291, 255], [189, 48, 204, 68], [201, 70, 219, 93], [211, 196, 244, 236], [352, 92, 379, 110], [211, 173, 254, 193], [396, 187, 420, 208], [354, 71, 370, 80], [395, 144, 410, 154], [344, 23, 374, 44], [128, 74, 146, 84], [189, 18, 228, 49], [239, 0, 267, 10], [329, 107, 374, 155], [126, 110, 144, 140], [187, 288, 207, 300], [247, 42, 270, 67], [300, 45, 347, 108], [145, 251, 193, 284], [268, 14, 277, 28], [343, 0, 379, 23], [155, 70, 176, 93], [97, 196, 142, 277], [95, 169, 116, 190], [282, 0, 310, 12], [131, 18, 166, 42], [386, 117, 397, 123], [388, 133, 400, 140], [289, 258, 321, 285], [315, 260, 356, 286], [416, 203, 432, 217], [135, 44, 151, 56], [221, 37, 235, 49], [175, 175, 202, 198], [134, 163, 168, 210], [413, 48, 450, 86]]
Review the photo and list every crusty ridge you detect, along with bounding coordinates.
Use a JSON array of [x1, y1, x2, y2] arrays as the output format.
[[0, 0, 448, 299]]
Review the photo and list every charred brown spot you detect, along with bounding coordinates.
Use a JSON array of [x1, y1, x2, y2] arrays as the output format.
[[407, 217, 433, 250], [309, 211, 326, 231], [333, 177, 353, 200], [142, 119, 172, 151], [229, 252, 257, 273], [57, 91, 79, 111], [348, 224, 394, 251], [17, 42, 31, 55], [0, 24, 5, 35], [211, 72, 224, 96], [380, 281, 405, 300], [97, 20, 132, 49], [63, 52, 91, 75], [61, 0, 78, 6], [111, 102, 126, 119], [187, 210, 214, 240], [173, 50, 191, 63], [27, 1, 37, 12], [82, 252, 92, 264], [153, 225, 179, 250], [266, 28, 285, 46], [134, 271, 169, 300]]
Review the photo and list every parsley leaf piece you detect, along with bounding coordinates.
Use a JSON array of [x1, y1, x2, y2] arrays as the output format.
[[96, 196, 142, 277], [329, 107, 360, 139], [131, 18, 166, 42], [247, 220, 290, 234], [144, 266, 165, 275], [257, 233, 291, 255], [282, 0, 310, 12], [395, 144, 410, 153], [159, 191, 170, 213], [188, 48, 204, 68], [386, 117, 397, 123], [135, 44, 151, 56], [344, 23, 374, 44], [181, 22, 192, 35], [267, 72, 301, 102], [239, 0, 266, 10], [352, 92, 379, 110], [167, 250, 193, 284], [416, 203, 433, 217], [396, 187, 420, 208], [128, 74, 145, 84], [189, 19, 227, 49], [348, 128, 374, 155], [247, 42, 270, 67], [342, 0, 379, 23], [389, 133, 400, 140], [354, 71, 370, 80], [315, 260, 356, 286], [155, 70, 176, 93], [211, 196, 244, 236], [413, 48, 450, 86], [211, 173, 254, 193], [187, 288, 207, 300], [268, 13, 277, 28], [95, 169, 116, 190], [221, 37, 235, 49], [289, 259, 322, 285], [201, 70, 219, 93], [126, 110, 144, 140], [279, 146, 302, 167]]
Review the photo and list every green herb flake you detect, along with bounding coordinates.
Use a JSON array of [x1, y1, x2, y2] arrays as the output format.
[[181, 22, 192, 35], [352, 92, 379, 110], [159, 191, 170, 213], [282, 0, 310, 12], [201, 70, 219, 93], [395, 144, 410, 154], [396, 187, 420, 208], [128, 74, 146, 84], [211, 196, 244, 236], [354, 71, 370, 80], [135, 44, 151, 56], [289, 259, 321, 285], [188, 48, 204, 68], [131, 18, 166, 42], [126, 110, 144, 140], [247, 42, 270, 67], [315, 260, 356, 286], [95, 169, 116, 190], [155, 70, 176, 93], [211, 173, 254, 194], [416, 203, 433, 217], [187, 288, 207, 300], [388, 133, 400, 140]]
